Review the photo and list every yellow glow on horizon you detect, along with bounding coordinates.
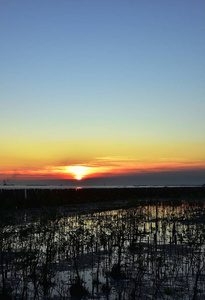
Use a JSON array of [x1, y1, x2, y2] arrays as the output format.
[[1, 139, 205, 181], [1, 140, 205, 172]]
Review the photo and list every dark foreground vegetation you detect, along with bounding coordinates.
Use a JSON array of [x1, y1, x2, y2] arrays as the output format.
[[0, 188, 205, 299], [0, 186, 205, 209]]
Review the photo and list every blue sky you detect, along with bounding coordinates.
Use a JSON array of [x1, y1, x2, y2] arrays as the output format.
[[0, 0, 205, 184]]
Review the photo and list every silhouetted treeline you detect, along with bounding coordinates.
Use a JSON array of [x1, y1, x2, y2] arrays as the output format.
[[0, 187, 204, 209]]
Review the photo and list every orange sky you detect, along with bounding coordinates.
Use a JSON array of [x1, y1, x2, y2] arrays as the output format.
[[1, 156, 205, 182], [1, 139, 205, 183]]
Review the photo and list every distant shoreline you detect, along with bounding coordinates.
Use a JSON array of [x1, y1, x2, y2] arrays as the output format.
[[0, 186, 204, 210], [0, 184, 204, 190]]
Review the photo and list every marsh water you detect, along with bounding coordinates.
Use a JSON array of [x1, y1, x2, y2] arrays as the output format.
[[0, 200, 204, 299]]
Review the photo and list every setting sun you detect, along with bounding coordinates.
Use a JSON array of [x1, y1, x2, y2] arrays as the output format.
[[66, 166, 89, 180]]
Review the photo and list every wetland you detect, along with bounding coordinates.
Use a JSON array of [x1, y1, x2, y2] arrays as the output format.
[[0, 188, 204, 299]]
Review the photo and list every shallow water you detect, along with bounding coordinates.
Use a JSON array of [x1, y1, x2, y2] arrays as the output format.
[[0, 200, 204, 299]]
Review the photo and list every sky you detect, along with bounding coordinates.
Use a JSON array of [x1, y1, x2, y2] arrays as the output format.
[[0, 0, 205, 185]]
